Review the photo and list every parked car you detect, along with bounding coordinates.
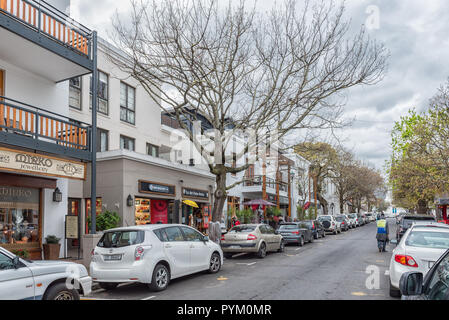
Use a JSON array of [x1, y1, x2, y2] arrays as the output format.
[[221, 224, 284, 259], [357, 214, 365, 226], [362, 214, 370, 224], [347, 213, 358, 228], [388, 223, 449, 297], [0, 247, 91, 300], [366, 213, 375, 222], [277, 223, 309, 246], [396, 215, 437, 241], [90, 225, 223, 292], [303, 220, 326, 239], [399, 247, 449, 300], [317, 215, 341, 235], [335, 215, 350, 231]]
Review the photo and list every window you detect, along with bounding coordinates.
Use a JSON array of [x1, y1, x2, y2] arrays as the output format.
[[90, 71, 108, 115], [120, 82, 136, 124], [424, 253, 449, 300], [97, 128, 108, 153], [69, 77, 82, 110], [180, 226, 203, 242], [97, 231, 145, 248], [120, 135, 135, 151], [0, 252, 14, 270], [163, 227, 184, 242], [146, 143, 159, 158]]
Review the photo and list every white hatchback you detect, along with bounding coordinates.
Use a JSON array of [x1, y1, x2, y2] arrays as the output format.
[[90, 224, 223, 292], [389, 223, 449, 297]]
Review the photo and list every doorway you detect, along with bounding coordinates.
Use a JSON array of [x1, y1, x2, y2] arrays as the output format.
[[67, 198, 81, 259]]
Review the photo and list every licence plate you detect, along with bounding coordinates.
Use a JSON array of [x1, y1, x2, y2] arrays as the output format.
[[229, 246, 241, 249], [104, 254, 122, 261]]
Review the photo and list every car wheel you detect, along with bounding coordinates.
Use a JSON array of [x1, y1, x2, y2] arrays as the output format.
[[314, 232, 319, 240], [389, 281, 401, 298], [148, 264, 170, 292], [99, 282, 119, 291], [299, 237, 304, 247], [257, 242, 267, 258], [278, 240, 285, 253], [208, 252, 221, 273], [322, 232, 325, 238], [224, 253, 233, 259], [309, 235, 314, 243], [44, 282, 80, 300], [333, 229, 337, 235]]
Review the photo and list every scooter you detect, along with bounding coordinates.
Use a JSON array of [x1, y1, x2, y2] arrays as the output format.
[[377, 239, 388, 252]]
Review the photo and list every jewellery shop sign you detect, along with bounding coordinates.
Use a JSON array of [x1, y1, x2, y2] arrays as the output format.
[[0, 147, 86, 180]]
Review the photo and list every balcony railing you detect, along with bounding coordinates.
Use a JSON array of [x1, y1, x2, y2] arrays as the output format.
[[0, 0, 92, 57], [0, 96, 91, 160], [243, 175, 288, 192], [161, 114, 181, 129]]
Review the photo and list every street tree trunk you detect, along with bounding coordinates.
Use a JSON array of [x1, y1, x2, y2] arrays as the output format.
[[416, 199, 428, 215], [211, 168, 227, 222]]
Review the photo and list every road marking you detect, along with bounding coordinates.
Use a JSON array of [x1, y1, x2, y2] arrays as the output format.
[[217, 276, 228, 281], [141, 296, 156, 300], [385, 270, 390, 276], [351, 292, 367, 296], [295, 248, 301, 251], [236, 262, 257, 266], [376, 260, 385, 263], [91, 288, 105, 294]]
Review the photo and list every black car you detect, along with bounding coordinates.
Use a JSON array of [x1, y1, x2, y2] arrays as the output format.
[[400, 248, 449, 300], [303, 220, 326, 239], [335, 215, 349, 231], [396, 215, 436, 241]]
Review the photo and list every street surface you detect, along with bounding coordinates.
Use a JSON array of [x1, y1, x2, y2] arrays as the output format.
[[85, 219, 398, 300]]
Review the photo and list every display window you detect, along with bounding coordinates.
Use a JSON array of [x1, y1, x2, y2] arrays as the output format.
[[0, 187, 40, 249], [85, 198, 102, 234], [135, 198, 169, 225], [182, 202, 211, 234]]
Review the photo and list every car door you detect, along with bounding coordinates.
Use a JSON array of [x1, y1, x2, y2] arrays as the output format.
[[180, 226, 210, 272], [265, 225, 279, 251], [258, 225, 271, 251], [423, 251, 449, 300], [0, 251, 34, 300], [160, 226, 191, 277]]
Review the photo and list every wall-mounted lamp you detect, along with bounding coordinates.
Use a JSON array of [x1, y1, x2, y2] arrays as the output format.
[[53, 188, 62, 202], [127, 195, 134, 207]]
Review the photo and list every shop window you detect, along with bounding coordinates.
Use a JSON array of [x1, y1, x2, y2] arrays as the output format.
[[135, 198, 151, 225], [85, 198, 102, 234], [69, 77, 82, 110], [89, 70, 109, 115], [0, 187, 40, 248], [120, 135, 135, 151], [120, 82, 136, 124]]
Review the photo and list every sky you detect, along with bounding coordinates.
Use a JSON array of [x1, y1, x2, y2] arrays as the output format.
[[69, 0, 449, 175]]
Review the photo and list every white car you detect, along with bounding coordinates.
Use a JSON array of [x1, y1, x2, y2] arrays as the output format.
[[90, 224, 223, 292], [0, 247, 91, 300], [347, 213, 358, 228], [317, 215, 341, 234], [389, 223, 449, 298]]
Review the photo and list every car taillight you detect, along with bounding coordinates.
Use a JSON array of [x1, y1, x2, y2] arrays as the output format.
[[135, 246, 145, 261], [332, 222, 335, 226], [221, 235, 225, 241], [291, 231, 300, 235], [247, 234, 257, 241], [394, 254, 418, 268]]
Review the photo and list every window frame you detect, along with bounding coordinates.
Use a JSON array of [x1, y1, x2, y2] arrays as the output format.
[[97, 128, 109, 153], [120, 135, 135, 152], [69, 76, 82, 110], [180, 226, 204, 242], [146, 143, 159, 158], [89, 70, 109, 115], [120, 82, 136, 125]]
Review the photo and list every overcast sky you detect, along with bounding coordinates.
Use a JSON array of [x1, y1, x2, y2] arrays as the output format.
[[70, 0, 449, 174]]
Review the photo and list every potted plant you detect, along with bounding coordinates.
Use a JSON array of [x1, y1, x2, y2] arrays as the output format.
[[43, 235, 61, 260], [87, 211, 120, 232]]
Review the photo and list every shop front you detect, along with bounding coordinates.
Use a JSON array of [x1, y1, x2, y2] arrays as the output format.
[[136, 180, 176, 225], [182, 187, 211, 234]]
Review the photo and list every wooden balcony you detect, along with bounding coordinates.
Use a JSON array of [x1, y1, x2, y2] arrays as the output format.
[[0, 97, 92, 161]]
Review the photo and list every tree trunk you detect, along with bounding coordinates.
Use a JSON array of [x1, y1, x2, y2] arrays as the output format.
[[416, 199, 428, 215], [317, 194, 328, 215], [211, 169, 227, 222]]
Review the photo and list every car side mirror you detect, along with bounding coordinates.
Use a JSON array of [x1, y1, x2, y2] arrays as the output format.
[[202, 236, 210, 242], [399, 272, 423, 296], [390, 239, 398, 245]]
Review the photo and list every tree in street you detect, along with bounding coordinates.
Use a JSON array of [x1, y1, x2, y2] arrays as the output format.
[[109, 0, 388, 222]]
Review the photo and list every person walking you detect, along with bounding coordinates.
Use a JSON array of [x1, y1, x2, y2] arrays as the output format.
[[376, 213, 389, 252]]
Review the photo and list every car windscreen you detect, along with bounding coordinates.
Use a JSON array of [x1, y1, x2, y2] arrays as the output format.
[[335, 216, 345, 222], [279, 224, 299, 230], [405, 231, 449, 249], [348, 214, 356, 218], [229, 226, 256, 233], [97, 230, 145, 248], [318, 216, 331, 221]]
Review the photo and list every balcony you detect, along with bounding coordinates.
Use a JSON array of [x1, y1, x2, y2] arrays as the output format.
[[0, 0, 94, 82], [242, 175, 288, 194], [0, 96, 92, 161]]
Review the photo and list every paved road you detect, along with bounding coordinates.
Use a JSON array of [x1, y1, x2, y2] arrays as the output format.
[[85, 218, 398, 300]]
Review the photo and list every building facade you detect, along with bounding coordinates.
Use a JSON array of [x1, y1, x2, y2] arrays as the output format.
[[0, 0, 95, 259]]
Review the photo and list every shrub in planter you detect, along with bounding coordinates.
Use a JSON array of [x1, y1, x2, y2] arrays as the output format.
[[87, 211, 120, 232], [43, 235, 61, 260]]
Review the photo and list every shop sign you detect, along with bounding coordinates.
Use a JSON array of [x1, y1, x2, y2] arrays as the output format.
[[0, 147, 86, 180], [65, 215, 79, 239], [182, 187, 209, 199], [139, 180, 175, 196], [0, 186, 39, 203]]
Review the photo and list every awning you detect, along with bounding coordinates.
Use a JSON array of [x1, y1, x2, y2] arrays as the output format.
[[183, 199, 199, 208]]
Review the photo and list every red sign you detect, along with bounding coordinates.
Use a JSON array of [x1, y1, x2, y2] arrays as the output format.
[[304, 202, 311, 210], [151, 200, 168, 224]]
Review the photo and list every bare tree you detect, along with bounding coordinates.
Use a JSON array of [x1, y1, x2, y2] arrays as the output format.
[[109, 0, 388, 222]]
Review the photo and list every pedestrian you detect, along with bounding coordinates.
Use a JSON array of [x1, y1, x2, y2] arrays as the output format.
[[376, 213, 389, 252]]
